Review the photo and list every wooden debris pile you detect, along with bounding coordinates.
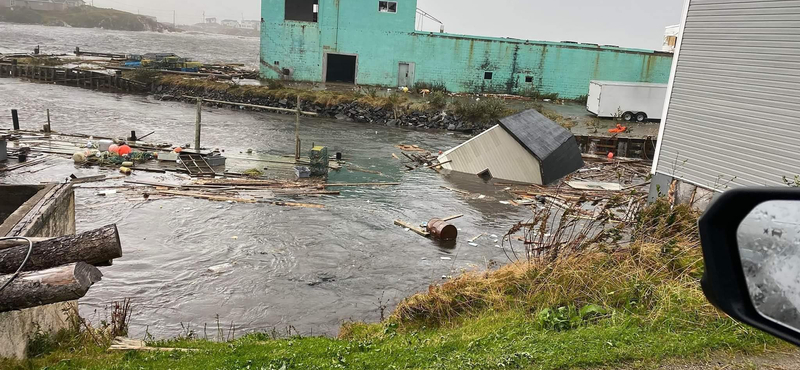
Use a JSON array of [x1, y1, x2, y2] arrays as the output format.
[[504, 157, 652, 223], [393, 144, 449, 171], [120, 178, 336, 208]]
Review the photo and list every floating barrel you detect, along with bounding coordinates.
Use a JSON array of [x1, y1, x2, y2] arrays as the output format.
[[427, 219, 458, 241]]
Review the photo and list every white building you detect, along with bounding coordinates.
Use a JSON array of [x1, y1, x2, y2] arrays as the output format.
[[650, 0, 800, 208], [205, 17, 217, 24], [662, 24, 680, 53], [221, 19, 240, 28], [241, 19, 261, 30]]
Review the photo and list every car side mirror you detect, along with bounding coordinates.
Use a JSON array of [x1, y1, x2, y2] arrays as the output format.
[[700, 188, 800, 346]]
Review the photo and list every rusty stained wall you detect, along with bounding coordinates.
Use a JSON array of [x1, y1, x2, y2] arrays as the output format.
[[260, 0, 673, 99]]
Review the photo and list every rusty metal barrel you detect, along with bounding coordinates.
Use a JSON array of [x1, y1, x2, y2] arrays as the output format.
[[427, 219, 458, 241]]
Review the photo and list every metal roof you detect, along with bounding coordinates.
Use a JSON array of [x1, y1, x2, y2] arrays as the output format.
[[499, 110, 572, 161], [498, 109, 585, 184]]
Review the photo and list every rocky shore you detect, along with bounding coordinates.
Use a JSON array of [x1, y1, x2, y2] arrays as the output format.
[[154, 83, 488, 133]]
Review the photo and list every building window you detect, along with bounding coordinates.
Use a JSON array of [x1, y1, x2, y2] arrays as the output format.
[[379, 1, 397, 13], [525, 76, 533, 83], [285, 0, 318, 22], [484, 72, 493, 80]]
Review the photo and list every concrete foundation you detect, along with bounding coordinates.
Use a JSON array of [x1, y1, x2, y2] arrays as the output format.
[[648, 172, 718, 211], [1, 183, 77, 359], [0, 301, 78, 359]]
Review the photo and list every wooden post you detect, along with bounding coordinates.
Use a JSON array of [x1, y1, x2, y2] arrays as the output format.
[[0, 262, 103, 313], [11, 109, 19, 131], [0, 224, 122, 274], [195, 98, 202, 150], [44, 108, 51, 132], [295, 95, 301, 160]]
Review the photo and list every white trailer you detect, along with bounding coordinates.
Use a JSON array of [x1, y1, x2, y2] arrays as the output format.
[[586, 81, 668, 122]]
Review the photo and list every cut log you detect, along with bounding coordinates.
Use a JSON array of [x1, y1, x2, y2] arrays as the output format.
[[0, 224, 122, 274], [0, 262, 102, 313]]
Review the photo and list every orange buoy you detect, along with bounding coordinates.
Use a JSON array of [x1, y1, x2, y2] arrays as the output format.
[[118, 145, 132, 156], [607, 152, 615, 160], [108, 144, 120, 154], [174, 147, 183, 153]]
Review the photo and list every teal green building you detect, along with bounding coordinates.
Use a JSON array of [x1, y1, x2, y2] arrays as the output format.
[[260, 0, 674, 99]]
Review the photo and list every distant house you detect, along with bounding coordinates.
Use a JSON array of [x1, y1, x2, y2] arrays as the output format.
[[2, 0, 85, 9], [241, 19, 261, 30], [221, 19, 240, 28], [205, 17, 217, 24], [662, 25, 680, 53], [438, 110, 585, 185]]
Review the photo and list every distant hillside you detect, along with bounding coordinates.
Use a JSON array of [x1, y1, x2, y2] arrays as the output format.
[[0, 6, 175, 32]]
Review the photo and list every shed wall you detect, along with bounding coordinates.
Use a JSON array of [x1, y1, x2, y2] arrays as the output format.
[[654, 0, 800, 190], [439, 125, 543, 184]]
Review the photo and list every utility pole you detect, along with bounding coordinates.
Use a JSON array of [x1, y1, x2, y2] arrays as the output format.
[[295, 96, 301, 160], [195, 98, 202, 151], [173, 10, 176, 28]]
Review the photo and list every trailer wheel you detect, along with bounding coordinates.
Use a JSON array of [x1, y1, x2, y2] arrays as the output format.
[[622, 112, 633, 122], [636, 112, 647, 122]]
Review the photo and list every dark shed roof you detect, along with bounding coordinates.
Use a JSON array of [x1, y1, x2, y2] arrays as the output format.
[[498, 109, 585, 185]]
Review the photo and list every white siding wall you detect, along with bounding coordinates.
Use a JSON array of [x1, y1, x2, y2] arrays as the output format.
[[654, 0, 800, 190], [439, 125, 543, 184]]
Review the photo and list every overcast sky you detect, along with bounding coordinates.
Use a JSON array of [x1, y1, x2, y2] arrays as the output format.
[[91, 0, 684, 50]]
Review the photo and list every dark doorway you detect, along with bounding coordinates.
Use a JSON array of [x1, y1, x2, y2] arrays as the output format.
[[325, 54, 357, 84]]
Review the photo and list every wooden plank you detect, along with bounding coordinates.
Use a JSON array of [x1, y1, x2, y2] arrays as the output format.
[[441, 214, 464, 222], [268, 201, 324, 209], [426, 160, 452, 169], [109, 338, 197, 352], [184, 96, 318, 116], [156, 190, 255, 203], [566, 181, 624, 191], [324, 182, 400, 187], [394, 219, 430, 237]]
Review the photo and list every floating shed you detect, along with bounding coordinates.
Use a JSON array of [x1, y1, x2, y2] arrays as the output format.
[[438, 110, 584, 185]]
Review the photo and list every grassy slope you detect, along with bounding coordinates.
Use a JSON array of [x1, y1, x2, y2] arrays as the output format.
[[0, 7, 165, 31], [0, 201, 787, 370], [2, 311, 776, 370]]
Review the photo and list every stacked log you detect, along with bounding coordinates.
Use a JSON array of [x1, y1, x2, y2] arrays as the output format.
[[0, 263, 102, 312], [0, 224, 122, 313]]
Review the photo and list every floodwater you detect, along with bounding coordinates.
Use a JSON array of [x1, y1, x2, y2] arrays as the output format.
[[0, 78, 532, 338], [0, 22, 260, 67]]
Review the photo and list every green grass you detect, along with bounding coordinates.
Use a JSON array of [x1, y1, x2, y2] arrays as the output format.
[[1, 309, 777, 370], [1, 201, 784, 370]]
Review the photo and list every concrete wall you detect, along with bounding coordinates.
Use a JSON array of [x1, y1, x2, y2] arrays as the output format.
[[0, 302, 78, 359], [1, 184, 77, 359], [648, 172, 717, 211], [260, 0, 674, 99]]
